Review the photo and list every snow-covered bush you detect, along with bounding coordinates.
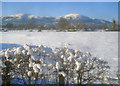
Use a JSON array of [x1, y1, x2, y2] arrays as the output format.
[[0, 45, 110, 85], [0, 59, 6, 86]]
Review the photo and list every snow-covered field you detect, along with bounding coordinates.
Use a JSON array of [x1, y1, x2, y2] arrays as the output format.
[[0, 31, 118, 79]]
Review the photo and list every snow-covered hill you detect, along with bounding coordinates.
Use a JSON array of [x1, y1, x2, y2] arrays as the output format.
[[57, 14, 111, 24], [2, 13, 111, 25], [2, 13, 55, 25]]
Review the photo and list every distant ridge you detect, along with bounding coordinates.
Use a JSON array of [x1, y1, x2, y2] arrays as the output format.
[[2, 13, 111, 25]]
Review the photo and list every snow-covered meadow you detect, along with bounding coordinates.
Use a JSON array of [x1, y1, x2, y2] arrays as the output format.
[[0, 30, 118, 83]]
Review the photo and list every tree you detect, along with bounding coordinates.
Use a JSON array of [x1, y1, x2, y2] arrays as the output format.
[[57, 18, 70, 31], [75, 21, 87, 30], [75, 23, 82, 29], [80, 21, 87, 30], [37, 24, 45, 32], [88, 24, 96, 30], [102, 24, 108, 30], [5, 23, 14, 29], [111, 19, 117, 30]]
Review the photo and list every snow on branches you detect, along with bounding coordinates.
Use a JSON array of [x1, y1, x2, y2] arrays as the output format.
[[0, 45, 110, 85]]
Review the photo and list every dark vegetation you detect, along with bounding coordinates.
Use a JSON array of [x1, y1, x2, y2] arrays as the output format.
[[1, 18, 119, 31]]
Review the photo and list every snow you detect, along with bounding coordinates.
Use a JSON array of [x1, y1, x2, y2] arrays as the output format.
[[75, 60, 80, 71], [5, 50, 10, 58], [59, 71, 66, 77], [56, 14, 81, 20], [10, 13, 24, 17], [9, 13, 24, 19], [0, 39, 117, 84], [55, 62, 60, 70], [29, 62, 34, 68], [33, 64, 39, 73], [27, 71, 32, 77], [28, 15, 38, 19], [36, 64, 41, 70], [67, 56, 73, 62], [16, 47, 22, 55], [63, 14, 80, 19], [0, 31, 118, 79]]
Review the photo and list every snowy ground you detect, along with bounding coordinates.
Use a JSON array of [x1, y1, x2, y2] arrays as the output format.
[[0, 30, 118, 79]]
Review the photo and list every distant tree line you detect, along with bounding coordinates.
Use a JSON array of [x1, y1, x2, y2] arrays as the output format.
[[2, 18, 119, 31]]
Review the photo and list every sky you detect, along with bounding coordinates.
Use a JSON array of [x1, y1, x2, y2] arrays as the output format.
[[2, 2, 118, 21], [1, 0, 120, 2]]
